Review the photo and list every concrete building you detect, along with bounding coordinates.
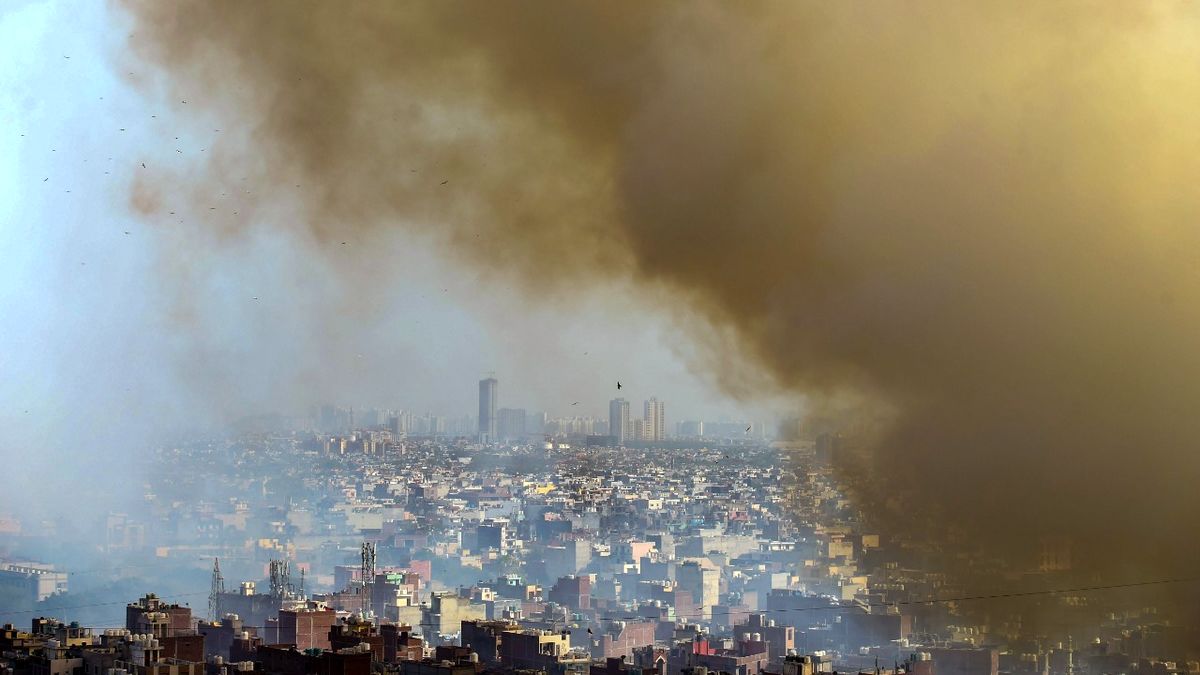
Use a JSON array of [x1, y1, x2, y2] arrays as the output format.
[[669, 636, 769, 675], [733, 615, 795, 667], [498, 628, 586, 672], [460, 620, 520, 664], [0, 563, 67, 605], [256, 645, 370, 675], [643, 398, 665, 443], [213, 582, 285, 628], [329, 617, 385, 662], [545, 540, 592, 581], [497, 408, 526, 441], [676, 562, 719, 619], [589, 620, 656, 660], [380, 623, 424, 663], [547, 575, 591, 610], [126, 595, 192, 637], [425, 592, 486, 638], [478, 378, 498, 442], [198, 614, 254, 660], [272, 606, 336, 651], [925, 647, 999, 675], [609, 399, 631, 446]]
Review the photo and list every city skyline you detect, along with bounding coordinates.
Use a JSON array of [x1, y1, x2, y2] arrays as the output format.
[[7, 2, 1200, 670], [307, 378, 764, 442]]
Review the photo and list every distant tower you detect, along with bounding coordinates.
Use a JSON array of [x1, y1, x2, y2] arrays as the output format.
[[478, 377, 498, 442], [361, 542, 376, 582], [609, 398, 630, 445], [268, 559, 290, 599], [644, 397, 665, 442], [360, 541, 376, 616], [208, 558, 225, 621]]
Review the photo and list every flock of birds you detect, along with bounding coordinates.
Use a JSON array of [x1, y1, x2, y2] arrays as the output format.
[[36, 76, 455, 275]]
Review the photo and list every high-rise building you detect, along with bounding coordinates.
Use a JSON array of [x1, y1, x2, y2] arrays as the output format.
[[478, 378, 498, 442], [526, 410, 547, 435], [815, 432, 840, 464], [644, 397, 665, 442], [497, 408, 526, 440], [609, 398, 631, 445]]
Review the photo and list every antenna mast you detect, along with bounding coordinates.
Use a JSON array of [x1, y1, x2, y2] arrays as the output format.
[[269, 559, 291, 600], [209, 557, 225, 621], [360, 542, 376, 616]]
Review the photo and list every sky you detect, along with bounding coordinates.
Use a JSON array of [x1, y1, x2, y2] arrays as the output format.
[[0, 2, 777, 519]]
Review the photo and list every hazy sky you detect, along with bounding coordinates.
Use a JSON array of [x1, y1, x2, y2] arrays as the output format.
[[0, 2, 772, 414], [0, 2, 778, 517]]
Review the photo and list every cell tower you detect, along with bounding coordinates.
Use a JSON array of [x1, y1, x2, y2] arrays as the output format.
[[360, 541, 376, 615], [269, 559, 291, 599], [208, 557, 225, 621], [360, 541, 377, 585]]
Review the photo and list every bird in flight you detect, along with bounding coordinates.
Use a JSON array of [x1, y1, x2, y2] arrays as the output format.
[[745, 426, 751, 432], [617, 381, 622, 390], [572, 402, 579, 406], [440, 180, 448, 185]]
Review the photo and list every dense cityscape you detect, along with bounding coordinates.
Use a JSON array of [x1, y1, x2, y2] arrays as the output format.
[[0, 378, 1195, 675], [10, 3, 1200, 675]]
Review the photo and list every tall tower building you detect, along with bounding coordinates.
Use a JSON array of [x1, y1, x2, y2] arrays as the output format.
[[609, 398, 631, 446], [497, 408, 526, 441], [478, 377, 498, 442], [644, 397, 665, 442]]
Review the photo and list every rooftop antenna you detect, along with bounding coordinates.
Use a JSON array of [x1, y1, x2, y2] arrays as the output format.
[[208, 557, 225, 621], [269, 559, 291, 600], [361, 541, 376, 616]]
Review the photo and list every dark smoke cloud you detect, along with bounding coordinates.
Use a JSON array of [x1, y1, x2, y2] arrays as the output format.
[[119, 1, 1200, 573]]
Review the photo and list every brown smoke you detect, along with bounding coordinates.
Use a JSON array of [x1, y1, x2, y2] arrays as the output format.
[[120, 1, 1200, 575]]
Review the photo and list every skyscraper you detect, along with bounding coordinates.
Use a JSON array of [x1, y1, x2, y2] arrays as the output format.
[[609, 398, 630, 446], [478, 377, 498, 442], [497, 408, 526, 441], [644, 397, 665, 442]]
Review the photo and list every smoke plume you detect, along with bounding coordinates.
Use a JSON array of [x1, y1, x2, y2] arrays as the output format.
[[119, 1, 1200, 575]]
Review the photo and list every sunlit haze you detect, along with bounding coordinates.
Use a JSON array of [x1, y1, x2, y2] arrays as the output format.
[[3, 2, 1200, 673]]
